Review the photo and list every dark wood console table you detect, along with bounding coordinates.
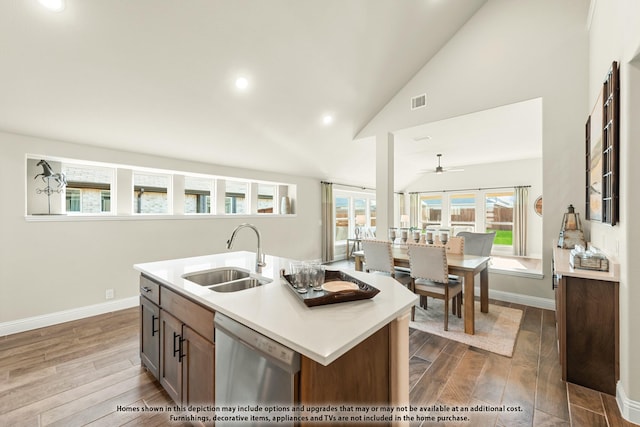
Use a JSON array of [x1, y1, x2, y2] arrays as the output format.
[[552, 245, 619, 395]]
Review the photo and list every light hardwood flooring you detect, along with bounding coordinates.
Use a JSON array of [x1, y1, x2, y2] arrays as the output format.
[[0, 301, 636, 426]]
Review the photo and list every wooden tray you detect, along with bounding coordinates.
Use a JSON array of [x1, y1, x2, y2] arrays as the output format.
[[280, 269, 380, 307]]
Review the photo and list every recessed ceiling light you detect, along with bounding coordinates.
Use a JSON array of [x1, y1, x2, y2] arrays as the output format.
[[322, 115, 334, 125], [235, 77, 249, 90], [38, 0, 65, 12]]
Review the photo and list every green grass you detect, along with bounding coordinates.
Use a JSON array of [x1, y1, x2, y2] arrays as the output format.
[[488, 229, 513, 245]]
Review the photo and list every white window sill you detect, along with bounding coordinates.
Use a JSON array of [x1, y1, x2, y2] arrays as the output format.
[[25, 213, 297, 222]]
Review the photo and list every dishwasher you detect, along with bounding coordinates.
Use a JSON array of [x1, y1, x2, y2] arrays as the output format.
[[214, 313, 301, 427]]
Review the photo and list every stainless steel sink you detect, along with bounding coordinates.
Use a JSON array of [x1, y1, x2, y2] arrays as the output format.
[[208, 277, 271, 293], [182, 267, 272, 292], [182, 267, 250, 286]]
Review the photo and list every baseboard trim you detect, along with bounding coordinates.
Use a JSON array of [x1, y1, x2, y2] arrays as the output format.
[[617, 381, 640, 424], [482, 287, 556, 311], [0, 297, 139, 337]]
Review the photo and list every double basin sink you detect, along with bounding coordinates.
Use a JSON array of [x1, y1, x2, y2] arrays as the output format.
[[182, 267, 272, 293]]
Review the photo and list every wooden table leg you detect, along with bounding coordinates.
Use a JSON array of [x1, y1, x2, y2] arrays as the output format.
[[463, 271, 475, 335], [480, 266, 489, 313], [354, 255, 363, 272]]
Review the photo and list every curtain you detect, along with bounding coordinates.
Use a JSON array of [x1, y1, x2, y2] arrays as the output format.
[[409, 193, 419, 228], [321, 182, 334, 263], [513, 186, 528, 256]]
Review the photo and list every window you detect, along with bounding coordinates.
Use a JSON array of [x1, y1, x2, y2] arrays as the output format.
[[335, 196, 349, 241], [61, 162, 114, 214], [134, 172, 170, 214], [485, 191, 514, 246], [333, 190, 376, 243], [184, 176, 212, 214], [419, 195, 442, 227], [257, 184, 274, 214], [225, 181, 247, 214], [449, 193, 475, 229], [26, 156, 295, 219], [66, 189, 81, 212], [369, 200, 377, 227]]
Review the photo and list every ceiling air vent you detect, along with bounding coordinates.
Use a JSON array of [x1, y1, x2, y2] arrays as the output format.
[[411, 93, 427, 110]]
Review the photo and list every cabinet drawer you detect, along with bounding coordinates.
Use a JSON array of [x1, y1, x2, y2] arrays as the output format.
[[140, 275, 160, 305], [161, 287, 214, 342]]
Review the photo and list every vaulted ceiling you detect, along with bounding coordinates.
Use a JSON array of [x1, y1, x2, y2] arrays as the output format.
[[1, 0, 509, 190]]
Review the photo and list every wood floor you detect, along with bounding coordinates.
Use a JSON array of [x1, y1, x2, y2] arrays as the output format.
[[0, 304, 635, 426]]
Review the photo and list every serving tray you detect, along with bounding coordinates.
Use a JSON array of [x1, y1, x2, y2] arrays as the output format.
[[280, 269, 380, 307]]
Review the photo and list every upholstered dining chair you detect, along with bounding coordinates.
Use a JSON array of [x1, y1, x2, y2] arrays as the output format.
[[445, 236, 464, 255], [457, 231, 496, 256], [361, 239, 412, 287], [407, 244, 462, 330]]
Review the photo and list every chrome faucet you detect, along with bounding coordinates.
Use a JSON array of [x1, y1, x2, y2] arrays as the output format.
[[226, 223, 266, 272]]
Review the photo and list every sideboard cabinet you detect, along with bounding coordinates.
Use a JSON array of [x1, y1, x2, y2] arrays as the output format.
[[552, 246, 619, 395]]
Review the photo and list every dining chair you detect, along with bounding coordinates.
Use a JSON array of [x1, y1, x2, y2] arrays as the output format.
[[407, 244, 462, 330], [445, 236, 464, 255], [361, 239, 412, 287], [444, 236, 464, 294], [457, 231, 496, 256]]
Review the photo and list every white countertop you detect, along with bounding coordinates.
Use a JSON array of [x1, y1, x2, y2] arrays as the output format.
[[134, 251, 418, 366], [553, 245, 620, 282]]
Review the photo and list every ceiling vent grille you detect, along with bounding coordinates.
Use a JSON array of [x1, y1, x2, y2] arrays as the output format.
[[411, 94, 427, 110]]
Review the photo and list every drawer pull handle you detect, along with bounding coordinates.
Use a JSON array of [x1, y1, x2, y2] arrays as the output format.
[[141, 286, 152, 293]]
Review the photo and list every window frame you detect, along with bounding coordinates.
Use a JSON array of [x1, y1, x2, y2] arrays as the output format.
[[25, 155, 296, 220]]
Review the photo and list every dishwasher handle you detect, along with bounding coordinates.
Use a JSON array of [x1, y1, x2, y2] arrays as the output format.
[[214, 313, 300, 374]]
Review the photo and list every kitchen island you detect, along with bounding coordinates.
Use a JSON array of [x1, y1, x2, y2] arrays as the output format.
[[135, 251, 417, 426]]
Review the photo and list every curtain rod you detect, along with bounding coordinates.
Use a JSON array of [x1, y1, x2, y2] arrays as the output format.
[[321, 181, 405, 195], [408, 185, 531, 195], [321, 181, 375, 191]]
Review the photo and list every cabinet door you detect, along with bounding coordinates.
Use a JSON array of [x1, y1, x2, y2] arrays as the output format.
[[140, 296, 160, 379], [182, 325, 215, 406], [160, 310, 183, 404]]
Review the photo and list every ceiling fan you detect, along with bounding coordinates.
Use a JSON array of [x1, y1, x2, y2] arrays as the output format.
[[422, 154, 465, 174]]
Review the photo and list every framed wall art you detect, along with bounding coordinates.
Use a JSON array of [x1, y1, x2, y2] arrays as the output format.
[[586, 61, 619, 225]]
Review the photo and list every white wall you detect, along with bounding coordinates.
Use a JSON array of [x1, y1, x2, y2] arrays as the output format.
[[359, 0, 589, 303], [588, 0, 640, 414], [0, 131, 322, 323]]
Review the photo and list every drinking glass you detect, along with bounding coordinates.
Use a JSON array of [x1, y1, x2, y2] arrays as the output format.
[[290, 262, 309, 293], [308, 263, 325, 292]]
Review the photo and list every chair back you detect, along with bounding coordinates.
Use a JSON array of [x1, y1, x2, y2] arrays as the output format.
[[407, 244, 448, 283], [457, 231, 496, 256], [445, 236, 464, 255], [361, 239, 394, 274]]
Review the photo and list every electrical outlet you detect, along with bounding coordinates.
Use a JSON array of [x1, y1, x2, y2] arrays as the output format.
[[105, 289, 115, 300]]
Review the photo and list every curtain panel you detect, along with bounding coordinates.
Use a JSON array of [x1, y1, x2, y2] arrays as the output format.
[[513, 186, 528, 256], [321, 182, 334, 262]]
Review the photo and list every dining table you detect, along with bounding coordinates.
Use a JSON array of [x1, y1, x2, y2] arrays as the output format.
[[353, 246, 490, 335]]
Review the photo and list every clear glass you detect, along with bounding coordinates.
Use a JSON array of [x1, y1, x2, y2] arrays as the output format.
[[334, 196, 349, 242], [225, 181, 247, 214], [485, 191, 514, 246], [257, 184, 274, 214], [450, 193, 476, 228], [184, 176, 212, 214], [133, 172, 170, 214], [419, 195, 442, 227], [369, 199, 377, 228], [61, 162, 114, 214]]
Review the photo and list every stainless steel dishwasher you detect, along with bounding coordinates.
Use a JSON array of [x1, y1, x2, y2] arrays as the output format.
[[214, 313, 301, 426]]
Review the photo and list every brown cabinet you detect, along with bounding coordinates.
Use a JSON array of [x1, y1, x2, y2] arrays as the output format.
[[140, 275, 215, 406], [140, 296, 160, 379], [553, 247, 619, 395]]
